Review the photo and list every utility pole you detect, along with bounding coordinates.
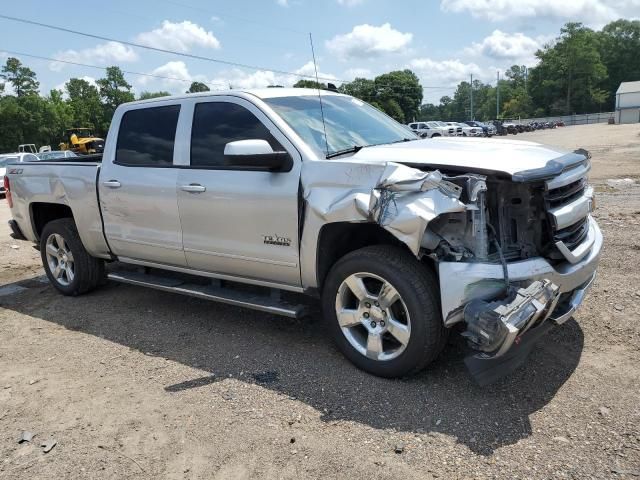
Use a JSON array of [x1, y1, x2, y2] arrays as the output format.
[[496, 70, 500, 119], [470, 74, 474, 121]]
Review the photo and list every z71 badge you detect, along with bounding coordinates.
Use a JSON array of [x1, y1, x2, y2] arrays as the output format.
[[262, 234, 291, 247]]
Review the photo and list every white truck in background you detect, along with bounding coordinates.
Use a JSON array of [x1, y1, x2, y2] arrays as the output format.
[[408, 121, 455, 138]]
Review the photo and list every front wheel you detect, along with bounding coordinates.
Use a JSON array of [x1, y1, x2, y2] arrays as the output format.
[[322, 245, 446, 377], [40, 218, 105, 296]]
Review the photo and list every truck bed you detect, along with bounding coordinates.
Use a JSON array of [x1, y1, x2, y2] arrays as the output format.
[[7, 160, 111, 259]]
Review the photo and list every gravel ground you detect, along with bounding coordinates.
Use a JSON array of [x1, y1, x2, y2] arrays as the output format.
[[1, 123, 639, 479]]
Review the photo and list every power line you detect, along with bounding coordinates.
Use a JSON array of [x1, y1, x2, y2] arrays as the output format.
[[2, 48, 466, 98], [0, 14, 335, 82], [0, 14, 465, 91], [1, 49, 229, 89]]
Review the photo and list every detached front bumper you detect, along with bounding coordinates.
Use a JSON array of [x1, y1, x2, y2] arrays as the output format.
[[438, 217, 602, 384], [438, 216, 602, 325]]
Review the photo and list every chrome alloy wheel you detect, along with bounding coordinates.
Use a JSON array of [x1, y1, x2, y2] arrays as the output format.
[[335, 272, 411, 361], [45, 233, 75, 286]]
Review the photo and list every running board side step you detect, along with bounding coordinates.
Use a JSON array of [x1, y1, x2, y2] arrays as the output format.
[[107, 271, 307, 319]]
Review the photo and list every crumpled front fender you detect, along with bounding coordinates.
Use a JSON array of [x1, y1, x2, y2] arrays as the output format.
[[299, 160, 466, 288]]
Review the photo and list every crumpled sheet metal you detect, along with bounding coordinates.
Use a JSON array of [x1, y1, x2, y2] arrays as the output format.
[[301, 161, 466, 256]]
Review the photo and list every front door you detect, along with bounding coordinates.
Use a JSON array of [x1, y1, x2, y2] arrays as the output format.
[[176, 97, 302, 287], [99, 103, 187, 266]]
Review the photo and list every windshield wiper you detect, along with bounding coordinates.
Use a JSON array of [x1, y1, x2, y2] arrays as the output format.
[[325, 145, 363, 159]]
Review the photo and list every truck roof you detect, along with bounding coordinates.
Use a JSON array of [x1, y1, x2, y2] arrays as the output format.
[[125, 88, 346, 107]]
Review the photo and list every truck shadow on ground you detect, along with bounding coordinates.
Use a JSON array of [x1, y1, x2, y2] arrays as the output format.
[[3, 279, 584, 455]]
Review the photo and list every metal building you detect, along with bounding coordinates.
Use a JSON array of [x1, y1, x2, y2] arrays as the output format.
[[615, 81, 640, 124]]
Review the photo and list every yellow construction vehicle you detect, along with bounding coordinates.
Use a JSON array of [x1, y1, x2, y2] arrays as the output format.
[[59, 128, 105, 155]]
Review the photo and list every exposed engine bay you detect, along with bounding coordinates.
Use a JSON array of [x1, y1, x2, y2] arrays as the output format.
[[421, 175, 552, 264]]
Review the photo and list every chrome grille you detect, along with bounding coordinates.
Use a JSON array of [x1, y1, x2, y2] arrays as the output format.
[[546, 178, 586, 209], [554, 217, 589, 251], [544, 162, 592, 262]]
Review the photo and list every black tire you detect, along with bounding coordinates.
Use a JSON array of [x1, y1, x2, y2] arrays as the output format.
[[322, 245, 447, 378], [40, 218, 105, 296], [432, 133, 441, 137]]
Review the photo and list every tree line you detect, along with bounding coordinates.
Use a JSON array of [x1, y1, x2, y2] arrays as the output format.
[[297, 20, 639, 123], [418, 20, 640, 122], [0, 19, 637, 152], [0, 61, 212, 153]]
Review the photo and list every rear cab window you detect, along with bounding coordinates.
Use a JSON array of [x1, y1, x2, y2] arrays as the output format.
[[116, 105, 181, 166]]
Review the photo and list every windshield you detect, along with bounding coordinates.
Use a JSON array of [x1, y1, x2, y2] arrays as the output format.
[[426, 122, 440, 128], [0, 155, 18, 167], [264, 95, 417, 158]]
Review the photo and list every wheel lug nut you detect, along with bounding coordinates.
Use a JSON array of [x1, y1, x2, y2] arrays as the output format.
[[374, 301, 379, 307], [380, 320, 385, 327], [365, 302, 371, 308], [363, 312, 370, 318], [370, 321, 376, 328]]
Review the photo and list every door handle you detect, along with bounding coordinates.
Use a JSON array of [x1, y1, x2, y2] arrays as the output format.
[[103, 180, 121, 188], [180, 184, 206, 193]]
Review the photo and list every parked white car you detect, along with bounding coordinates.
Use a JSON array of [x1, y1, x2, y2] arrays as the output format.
[[1, 153, 40, 195], [38, 150, 79, 161]]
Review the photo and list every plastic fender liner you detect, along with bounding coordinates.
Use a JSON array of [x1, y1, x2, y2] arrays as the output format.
[[464, 321, 555, 386]]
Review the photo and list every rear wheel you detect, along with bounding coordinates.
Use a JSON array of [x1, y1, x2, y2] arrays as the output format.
[[322, 245, 446, 377], [40, 218, 104, 296]]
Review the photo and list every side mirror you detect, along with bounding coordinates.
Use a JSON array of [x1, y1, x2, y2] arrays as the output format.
[[223, 139, 292, 172]]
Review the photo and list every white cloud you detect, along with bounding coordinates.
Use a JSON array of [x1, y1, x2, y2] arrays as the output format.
[[135, 61, 336, 94], [53, 76, 97, 98], [50, 42, 138, 71], [408, 57, 489, 102], [337, 0, 365, 6], [292, 61, 337, 81], [440, 0, 640, 25], [344, 67, 372, 79], [409, 57, 483, 84], [276, 0, 289, 6], [326, 23, 413, 60], [210, 62, 336, 89], [135, 20, 221, 52], [465, 30, 546, 65], [138, 61, 193, 87]]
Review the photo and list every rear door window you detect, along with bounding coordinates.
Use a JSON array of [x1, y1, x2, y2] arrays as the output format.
[[116, 105, 180, 167]]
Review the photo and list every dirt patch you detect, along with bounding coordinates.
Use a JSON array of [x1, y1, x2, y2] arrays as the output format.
[[1, 124, 640, 479]]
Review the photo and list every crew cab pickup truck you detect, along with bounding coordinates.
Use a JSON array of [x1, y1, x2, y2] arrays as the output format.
[[5, 88, 602, 384]]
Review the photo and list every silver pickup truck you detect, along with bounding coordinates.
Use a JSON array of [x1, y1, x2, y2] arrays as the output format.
[[5, 88, 602, 384]]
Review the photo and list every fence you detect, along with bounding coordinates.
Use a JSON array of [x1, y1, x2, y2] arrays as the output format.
[[514, 112, 615, 126]]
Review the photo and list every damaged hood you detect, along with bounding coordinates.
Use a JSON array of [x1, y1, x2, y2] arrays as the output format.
[[346, 137, 586, 180]]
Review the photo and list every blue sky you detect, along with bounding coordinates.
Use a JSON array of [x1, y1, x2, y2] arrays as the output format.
[[1, 0, 639, 103]]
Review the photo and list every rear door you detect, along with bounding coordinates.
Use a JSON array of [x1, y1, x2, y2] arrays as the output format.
[[175, 96, 302, 287], [99, 103, 187, 266]]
